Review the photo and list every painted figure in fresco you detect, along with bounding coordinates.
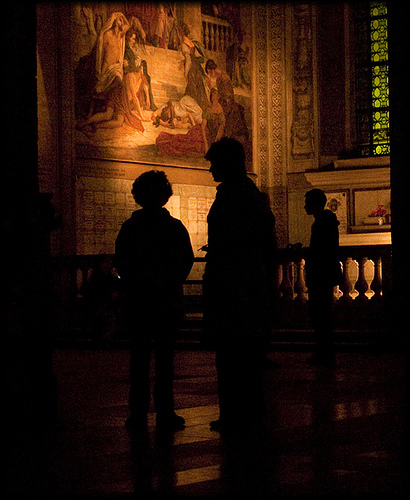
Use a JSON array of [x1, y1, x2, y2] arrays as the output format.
[[152, 95, 203, 130], [73, 2, 251, 168], [95, 12, 130, 95], [123, 3, 175, 49], [202, 87, 225, 152], [76, 15, 159, 135], [205, 59, 248, 147], [177, 22, 209, 111], [155, 88, 225, 157], [73, 4, 98, 63], [75, 84, 144, 134], [205, 59, 234, 112], [151, 3, 176, 48], [115, 171, 194, 431], [123, 29, 155, 121], [227, 44, 251, 89], [203, 138, 277, 433]]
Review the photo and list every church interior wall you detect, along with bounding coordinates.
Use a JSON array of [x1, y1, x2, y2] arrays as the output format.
[[36, 2, 391, 257]]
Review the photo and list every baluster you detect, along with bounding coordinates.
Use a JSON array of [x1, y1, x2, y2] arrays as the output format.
[[202, 21, 207, 50], [294, 257, 307, 303], [220, 26, 226, 51], [227, 26, 232, 48], [277, 262, 284, 299], [273, 262, 282, 301], [209, 23, 215, 51], [76, 268, 83, 297], [204, 21, 210, 50], [339, 257, 353, 303], [87, 266, 93, 282], [355, 257, 369, 302], [370, 255, 383, 302], [214, 24, 220, 52], [279, 258, 294, 301]]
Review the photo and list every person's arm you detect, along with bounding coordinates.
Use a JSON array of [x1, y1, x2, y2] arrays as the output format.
[[114, 222, 134, 279], [181, 42, 191, 82], [201, 119, 209, 153], [215, 123, 225, 142], [187, 112, 195, 128], [177, 223, 195, 282]]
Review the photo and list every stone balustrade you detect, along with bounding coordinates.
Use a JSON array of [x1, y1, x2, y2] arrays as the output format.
[[201, 14, 233, 53], [51, 244, 391, 344]]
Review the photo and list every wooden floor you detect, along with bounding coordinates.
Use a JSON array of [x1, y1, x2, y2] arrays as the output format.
[[7, 346, 406, 498]]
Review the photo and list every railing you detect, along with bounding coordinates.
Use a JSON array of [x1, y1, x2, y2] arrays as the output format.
[[201, 14, 233, 53], [272, 245, 392, 336], [51, 245, 391, 344], [276, 244, 391, 303]]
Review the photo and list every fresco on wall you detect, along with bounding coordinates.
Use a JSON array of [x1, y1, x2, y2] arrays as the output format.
[[73, 2, 253, 169]]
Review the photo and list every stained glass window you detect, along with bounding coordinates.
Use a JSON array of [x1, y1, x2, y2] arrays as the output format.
[[355, 1, 390, 156]]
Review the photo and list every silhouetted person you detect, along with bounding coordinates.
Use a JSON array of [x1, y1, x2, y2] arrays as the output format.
[[115, 171, 194, 431], [304, 188, 341, 365], [203, 138, 277, 433]]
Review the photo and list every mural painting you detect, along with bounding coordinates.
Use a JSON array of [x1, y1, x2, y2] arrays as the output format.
[[73, 2, 253, 169]]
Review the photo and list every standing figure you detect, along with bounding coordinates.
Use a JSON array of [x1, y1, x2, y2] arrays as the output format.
[[205, 59, 234, 114], [205, 59, 248, 147], [203, 138, 277, 433], [95, 12, 130, 95], [123, 29, 153, 120], [178, 22, 209, 111], [115, 171, 194, 431], [304, 188, 342, 365], [201, 87, 225, 153]]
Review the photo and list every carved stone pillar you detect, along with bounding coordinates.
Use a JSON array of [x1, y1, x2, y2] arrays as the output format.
[[287, 3, 318, 172], [253, 3, 288, 247]]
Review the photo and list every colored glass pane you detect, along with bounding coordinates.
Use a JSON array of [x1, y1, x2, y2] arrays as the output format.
[[372, 65, 389, 108], [370, 1, 389, 155], [370, 1, 387, 17], [370, 17, 388, 63], [355, 1, 389, 156]]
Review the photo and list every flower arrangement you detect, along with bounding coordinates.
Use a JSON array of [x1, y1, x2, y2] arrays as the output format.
[[369, 205, 387, 217], [367, 204, 391, 225]]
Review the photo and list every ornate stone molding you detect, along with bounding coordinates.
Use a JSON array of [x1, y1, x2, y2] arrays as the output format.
[[268, 2, 285, 188], [253, 3, 269, 188], [290, 3, 316, 161], [253, 3, 288, 246]]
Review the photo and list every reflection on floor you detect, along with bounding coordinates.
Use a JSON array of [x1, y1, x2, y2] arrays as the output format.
[[7, 348, 406, 497]]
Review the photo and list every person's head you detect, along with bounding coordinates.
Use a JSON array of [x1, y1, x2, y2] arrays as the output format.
[[160, 102, 174, 126], [304, 188, 327, 216], [176, 21, 190, 43], [205, 137, 247, 183], [205, 59, 218, 77], [179, 21, 190, 37], [126, 29, 137, 47], [132, 170, 173, 209]]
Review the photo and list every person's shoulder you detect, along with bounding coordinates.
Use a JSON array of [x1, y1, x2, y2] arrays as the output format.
[[318, 209, 339, 227], [169, 214, 188, 232], [322, 209, 338, 221], [119, 210, 142, 229]]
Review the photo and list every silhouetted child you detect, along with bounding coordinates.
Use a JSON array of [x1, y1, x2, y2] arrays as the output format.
[[115, 171, 194, 431], [304, 188, 341, 365]]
